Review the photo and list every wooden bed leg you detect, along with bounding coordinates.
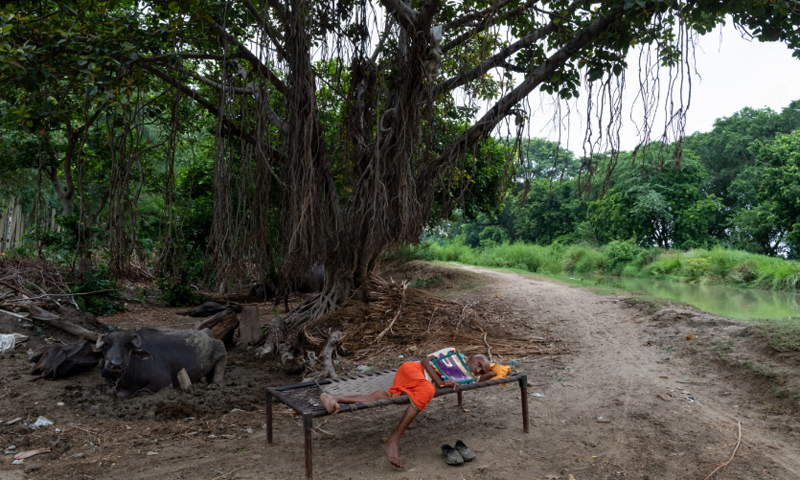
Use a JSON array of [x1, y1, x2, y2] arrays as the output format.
[[519, 374, 529, 433], [304, 414, 313, 479], [266, 390, 273, 444], [457, 391, 463, 407]]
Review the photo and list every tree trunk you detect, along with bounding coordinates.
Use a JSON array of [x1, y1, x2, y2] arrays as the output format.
[[238, 305, 264, 346]]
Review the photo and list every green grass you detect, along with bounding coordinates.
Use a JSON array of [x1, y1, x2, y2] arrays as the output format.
[[396, 240, 800, 292]]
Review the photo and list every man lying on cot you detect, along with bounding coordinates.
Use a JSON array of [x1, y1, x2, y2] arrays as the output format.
[[320, 348, 495, 468]]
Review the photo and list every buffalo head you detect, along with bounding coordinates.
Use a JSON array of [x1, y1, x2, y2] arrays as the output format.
[[96, 331, 153, 377]]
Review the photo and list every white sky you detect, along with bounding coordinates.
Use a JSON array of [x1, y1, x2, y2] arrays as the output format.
[[515, 21, 800, 152]]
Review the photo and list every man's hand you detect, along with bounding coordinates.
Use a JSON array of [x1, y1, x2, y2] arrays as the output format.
[[441, 379, 457, 390]]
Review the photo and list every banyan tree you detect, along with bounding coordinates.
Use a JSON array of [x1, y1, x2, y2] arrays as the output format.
[[4, 0, 800, 325]]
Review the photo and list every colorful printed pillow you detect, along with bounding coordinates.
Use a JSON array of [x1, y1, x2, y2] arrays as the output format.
[[431, 352, 477, 385]]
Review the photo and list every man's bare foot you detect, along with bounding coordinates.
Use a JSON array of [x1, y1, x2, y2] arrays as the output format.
[[382, 438, 405, 468], [320, 393, 340, 415]]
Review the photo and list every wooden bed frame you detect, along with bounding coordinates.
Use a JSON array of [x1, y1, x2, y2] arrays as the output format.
[[265, 369, 529, 478]]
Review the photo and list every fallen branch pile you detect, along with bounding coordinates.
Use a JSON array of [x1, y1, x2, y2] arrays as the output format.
[[294, 273, 565, 361]]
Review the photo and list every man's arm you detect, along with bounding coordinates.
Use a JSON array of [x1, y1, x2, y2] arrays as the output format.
[[477, 371, 497, 382], [421, 355, 449, 388]]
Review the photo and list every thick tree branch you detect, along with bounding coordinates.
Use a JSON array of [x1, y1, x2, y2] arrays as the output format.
[[380, 0, 418, 33], [429, 13, 617, 173], [140, 53, 230, 62], [203, 17, 288, 95], [434, 0, 583, 95], [418, 0, 443, 30], [241, 0, 287, 59], [441, 0, 526, 53], [141, 64, 287, 163], [443, 0, 515, 31]]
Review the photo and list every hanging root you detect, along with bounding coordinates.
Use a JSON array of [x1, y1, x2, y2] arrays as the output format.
[[308, 331, 343, 380]]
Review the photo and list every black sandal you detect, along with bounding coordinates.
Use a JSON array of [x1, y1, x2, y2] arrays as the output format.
[[441, 444, 464, 465], [454, 440, 475, 462]]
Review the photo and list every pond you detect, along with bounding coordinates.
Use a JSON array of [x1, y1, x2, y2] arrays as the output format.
[[575, 274, 800, 322]]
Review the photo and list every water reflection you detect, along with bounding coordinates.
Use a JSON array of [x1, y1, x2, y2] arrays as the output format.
[[576, 274, 800, 321]]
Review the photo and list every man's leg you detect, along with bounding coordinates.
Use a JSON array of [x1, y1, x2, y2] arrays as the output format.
[[320, 390, 389, 415], [382, 404, 418, 469]]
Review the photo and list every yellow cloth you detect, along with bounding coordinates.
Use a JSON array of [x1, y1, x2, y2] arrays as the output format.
[[490, 363, 511, 386]]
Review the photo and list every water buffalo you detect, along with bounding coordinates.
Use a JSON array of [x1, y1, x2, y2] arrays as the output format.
[[189, 302, 242, 318], [250, 264, 325, 311], [29, 341, 102, 381], [96, 328, 226, 398]]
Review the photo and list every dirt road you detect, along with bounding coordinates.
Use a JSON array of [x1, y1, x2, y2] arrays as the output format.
[[3, 264, 799, 479]]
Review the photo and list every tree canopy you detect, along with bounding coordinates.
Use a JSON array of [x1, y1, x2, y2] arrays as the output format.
[[2, 0, 800, 317]]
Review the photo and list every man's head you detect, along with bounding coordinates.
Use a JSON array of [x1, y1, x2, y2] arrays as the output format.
[[467, 354, 491, 376]]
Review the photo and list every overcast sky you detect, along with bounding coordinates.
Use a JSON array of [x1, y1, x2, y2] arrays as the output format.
[[516, 21, 800, 152]]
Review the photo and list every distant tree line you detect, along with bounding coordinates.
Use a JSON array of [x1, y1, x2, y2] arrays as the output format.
[[441, 100, 800, 259]]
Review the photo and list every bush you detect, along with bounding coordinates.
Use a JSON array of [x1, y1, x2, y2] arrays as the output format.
[[157, 279, 204, 307], [603, 240, 640, 275], [72, 266, 124, 316]]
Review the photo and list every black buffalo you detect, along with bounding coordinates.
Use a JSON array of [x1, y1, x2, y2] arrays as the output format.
[[189, 302, 242, 318], [29, 341, 102, 381], [96, 328, 226, 398], [250, 264, 325, 311]]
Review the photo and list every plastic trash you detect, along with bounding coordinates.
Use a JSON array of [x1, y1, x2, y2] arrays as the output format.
[[2, 417, 22, 426], [14, 448, 50, 459], [356, 365, 372, 373], [4, 445, 18, 455], [28, 416, 53, 430], [0, 333, 28, 353], [532, 393, 545, 398]]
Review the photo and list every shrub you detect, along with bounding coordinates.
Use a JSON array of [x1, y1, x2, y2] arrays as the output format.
[[72, 265, 124, 316], [603, 240, 640, 274]]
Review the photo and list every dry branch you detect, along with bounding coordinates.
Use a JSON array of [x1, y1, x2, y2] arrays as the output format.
[[256, 317, 285, 358], [704, 421, 742, 480], [373, 282, 408, 344], [316, 331, 342, 379]]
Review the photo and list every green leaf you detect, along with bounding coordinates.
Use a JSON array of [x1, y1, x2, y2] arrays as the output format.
[[168, 1, 180, 10], [0, 25, 12, 34]]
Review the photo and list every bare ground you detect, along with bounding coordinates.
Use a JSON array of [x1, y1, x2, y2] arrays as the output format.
[[2, 264, 800, 479]]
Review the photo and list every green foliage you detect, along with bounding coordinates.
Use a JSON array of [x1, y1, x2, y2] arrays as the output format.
[[72, 266, 123, 316], [156, 279, 204, 307]]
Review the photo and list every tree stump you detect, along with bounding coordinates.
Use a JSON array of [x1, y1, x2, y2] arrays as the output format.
[[238, 305, 264, 346]]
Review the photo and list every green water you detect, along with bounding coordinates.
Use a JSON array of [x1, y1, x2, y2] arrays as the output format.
[[575, 274, 800, 322]]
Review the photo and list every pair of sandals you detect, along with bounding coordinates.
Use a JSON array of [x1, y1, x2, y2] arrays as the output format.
[[441, 440, 475, 465]]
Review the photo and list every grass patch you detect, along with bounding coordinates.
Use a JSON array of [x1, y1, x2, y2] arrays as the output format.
[[759, 318, 800, 353], [392, 240, 800, 292]]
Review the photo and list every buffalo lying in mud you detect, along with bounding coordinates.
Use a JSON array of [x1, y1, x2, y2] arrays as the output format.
[[29, 340, 103, 381], [97, 328, 226, 398], [250, 264, 325, 310], [189, 302, 242, 318]]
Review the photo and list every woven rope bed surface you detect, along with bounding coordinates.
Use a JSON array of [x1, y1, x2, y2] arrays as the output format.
[[321, 369, 398, 397]]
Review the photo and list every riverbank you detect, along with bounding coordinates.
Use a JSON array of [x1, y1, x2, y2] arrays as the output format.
[[400, 240, 800, 291]]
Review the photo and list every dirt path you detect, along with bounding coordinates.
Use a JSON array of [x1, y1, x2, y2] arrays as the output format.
[[3, 265, 800, 479]]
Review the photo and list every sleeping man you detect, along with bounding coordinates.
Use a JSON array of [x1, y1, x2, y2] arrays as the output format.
[[320, 348, 495, 468]]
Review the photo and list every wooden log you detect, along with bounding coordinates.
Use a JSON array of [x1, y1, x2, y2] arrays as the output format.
[[314, 331, 342, 380], [195, 308, 236, 331], [255, 317, 284, 358], [31, 316, 99, 342], [1, 305, 100, 341], [238, 305, 264, 346], [279, 343, 303, 373], [177, 368, 193, 393], [210, 311, 239, 344]]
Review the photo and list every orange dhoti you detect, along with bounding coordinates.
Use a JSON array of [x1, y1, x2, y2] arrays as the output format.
[[386, 361, 436, 412]]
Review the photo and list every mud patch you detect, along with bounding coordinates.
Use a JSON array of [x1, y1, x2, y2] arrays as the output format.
[[154, 399, 199, 419]]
